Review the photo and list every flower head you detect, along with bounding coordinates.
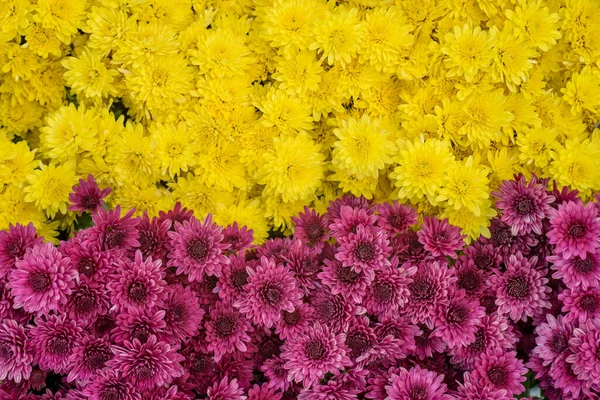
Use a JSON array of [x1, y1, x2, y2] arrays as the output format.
[[161, 285, 204, 344], [335, 225, 391, 276], [69, 174, 111, 213], [559, 286, 600, 324], [548, 201, 600, 259], [418, 216, 465, 258], [65, 281, 110, 325], [29, 314, 83, 374], [86, 206, 140, 252], [432, 289, 485, 348], [24, 163, 77, 218], [206, 377, 245, 400], [0, 223, 42, 279], [471, 348, 527, 395], [0, 319, 32, 383], [376, 201, 417, 235], [292, 207, 329, 250], [67, 334, 113, 384], [404, 261, 454, 326], [549, 251, 600, 290], [83, 370, 141, 400], [221, 222, 254, 254], [204, 302, 254, 362], [319, 258, 371, 303], [533, 314, 574, 367], [135, 213, 171, 262], [363, 263, 415, 318], [566, 319, 600, 387], [386, 366, 451, 400], [112, 309, 166, 345]]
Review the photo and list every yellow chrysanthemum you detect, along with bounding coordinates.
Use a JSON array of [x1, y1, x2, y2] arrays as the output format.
[[437, 156, 490, 216], [106, 122, 156, 186], [516, 127, 559, 169], [24, 22, 62, 58], [460, 90, 513, 148], [0, 0, 30, 37], [441, 198, 497, 244], [84, 6, 134, 55], [0, 185, 46, 231], [150, 122, 197, 178], [113, 185, 166, 217], [310, 6, 364, 67], [486, 147, 518, 190], [441, 24, 495, 82], [215, 198, 269, 244], [264, 195, 306, 232], [306, 70, 345, 121], [355, 78, 402, 117], [329, 168, 379, 199], [505, 0, 561, 52], [24, 163, 77, 218], [196, 143, 247, 192], [170, 174, 235, 219], [257, 89, 313, 134], [62, 49, 120, 99], [0, 141, 37, 187], [390, 138, 455, 203], [35, 0, 88, 44], [0, 98, 44, 135], [256, 133, 325, 203], [560, 67, 600, 115], [489, 26, 538, 92], [335, 57, 382, 99], [40, 104, 98, 163], [273, 50, 323, 95], [549, 139, 600, 199], [238, 125, 280, 172], [189, 29, 255, 78], [133, 0, 193, 30], [332, 114, 396, 179]]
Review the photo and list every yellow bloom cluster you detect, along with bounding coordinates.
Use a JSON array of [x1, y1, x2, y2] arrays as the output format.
[[1, 0, 600, 243]]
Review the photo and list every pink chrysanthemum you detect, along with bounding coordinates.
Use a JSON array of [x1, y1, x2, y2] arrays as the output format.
[[65, 281, 110, 326], [450, 313, 517, 369], [66, 334, 112, 383], [386, 366, 451, 400], [457, 372, 513, 400], [344, 317, 376, 361], [357, 334, 408, 369], [29, 314, 83, 374], [376, 201, 417, 235], [216, 356, 254, 390], [236, 257, 303, 329], [566, 319, 600, 387], [181, 347, 217, 393], [167, 214, 229, 282], [454, 258, 486, 297], [366, 367, 400, 400], [92, 313, 117, 338], [330, 205, 378, 239], [548, 201, 600, 259], [221, 222, 254, 254], [432, 289, 485, 348], [533, 314, 575, 367], [483, 220, 536, 257], [148, 385, 189, 400], [559, 286, 600, 324], [281, 240, 321, 294], [311, 290, 362, 333], [206, 377, 245, 400], [216, 254, 254, 304], [156, 202, 195, 227], [551, 182, 580, 207], [204, 301, 254, 362], [161, 285, 204, 344], [404, 261, 454, 326], [471, 348, 527, 395], [108, 335, 184, 390], [493, 175, 555, 235], [298, 379, 359, 400], [412, 325, 447, 360], [83, 370, 141, 400], [10, 242, 77, 315], [281, 322, 351, 389], [463, 242, 502, 273], [335, 225, 391, 276], [112, 309, 166, 345], [0, 223, 42, 279], [0, 279, 14, 320], [374, 316, 421, 358], [326, 195, 374, 226], [418, 216, 465, 258], [0, 319, 32, 383], [549, 251, 600, 290], [363, 263, 415, 318], [548, 352, 588, 398], [69, 174, 111, 213], [257, 238, 294, 264], [275, 303, 315, 340], [247, 383, 282, 400], [490, 253, 551, 322], [86, 206, 140, 252], [60, 236, 112, 282], [318, 258, 371, 303], [107, 251, 167, 313], [260, 356, 290, 392], [135, 213, 171, 261], [292, 207, 330, 250]]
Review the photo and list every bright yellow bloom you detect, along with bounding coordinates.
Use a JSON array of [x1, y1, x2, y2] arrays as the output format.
[[257, 89, 313, 134], [549, 139, 600, 199], [329, 168, 379, 199], [196, 143, 247, 192], [489, 26, 538, 92], [441, 24, 495, 82], [62, 49, 120, 98], [150, 122, 197, 178], [310, 6, 364, 66], [332, 114, 396, 179], [264, 195, 306, 232], [560, 67, 600, 115], [256, 133, 325, 203], [170, 174, 234, 219], [189, 29, 255, 78], [437, 156, 490, 216], [84, 6, 134, 55], [0, 185, 46, 231], [0, 141, 37, 187], [460, 90, 513, 148], [35, 0, 88, 44], [24, 163, 77, 218], [0, 98, 44, 135], [106, 122, 156, 186], [273, 51, 323, 95], [441, 198, 497, 244], [0, 0, 30, 37], [517, 127, 559, 169], [215, 198, 269, 244], [505, 0, 561, 52], [24, 22, 62, 58]]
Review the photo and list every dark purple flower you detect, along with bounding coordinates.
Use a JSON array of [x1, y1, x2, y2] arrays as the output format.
[[260, 356, 290, 392], [376, 201, 417, 235], [549, 251, 600, 290], [181, 347, 217, 393], [566, 319, 600, 388], [318, 258, 371, 303], [311, 290, 363, 333], [87, 206, 140, 252], [216, 254, 254, 304], [298, 379, 359, 399], [292, 207, 329, 250], [344, 317, 376, 361], [418, 216, 465, 258], [60, 235, 112, 282], [326, 195, 374, 226], [483, 220, 536, 257], [412, 325, 446, 360], [282, 240, 322, 294], [0, 319, 32, 383], [247, 383, 282, 400], [363, 262, 415, 318], [457, 372, 513, 400], [404, 261, 454, 326], [135, 213, 171, 261], [533, 314, 574, 367], [335, 225, 391, 276], [29, 314, 83, 374], [65, 281, 110, 326], [0, 223, 42, 279], [463, 242, 502, 273], [330, 205, 378, 239], [67, 334, 112, 383], [275, 303, 314, 341], [548, 201, 600, 259], [454, 258, 486, 297], [156, 202, 194, 228], [69, 174, 111, 213], [559, 285, 600, 324], [216, 356, 254, 390]]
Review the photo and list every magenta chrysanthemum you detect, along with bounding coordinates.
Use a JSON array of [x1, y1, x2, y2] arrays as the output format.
[[329, 205, 378, 239], [559, 285, 600, 324], [471, 348, 527, 395], [454, 258, 486, 297], [69, 174, 111, 213], [0, 319, 32, 383], [318, 258, 371, 303], [463, 242, 502, 273], [298, 379, 359, 400], [549, 251, 600, 290], [135, 212, 171, 261], [533, 314, 574, 367], [376, 201, 417, 235], [10, 242, 76, 315], [83, 370, 141, 400], [206, 377, 245, 400], [29, 314, 83, 374], [386, 366, 451, 400], [204, 301, 254, 362], [483, 220, 536, 257], [235, 256, 303, 329], [490, 253, 551, 322], [417, 216, 465, 258], [336, 225, 391, 276], [221, 222, 254, 254], [548, 201, 600, 259], [260, 356, 290, 392], [311, 290, 361, 333], [107, 251, 167, 313], [65, 281, 110, 327], [112, 309, 166, 345], [161, 285, 204, 343], [167, 214, 229, 282], [457, 372, 513, 400], [216, 254, 254, 304], [493, 175, 555, 235], [404, 261, 454, 326], [281, 322, 351, 389], [66, 334, 112, 383], [566, 319, 600, 387], [374, 316, 420, 358], [281, 240, 321, 294], [60, 236, 112, 282], [86, 206, 140, 252], [108, 335, 184, 390], [432, 289, 485, 347], [363, 263, 415, 318], [275, 303, 314, 340], [292, 206, 329, 250], [326, 196, 374, 227], [344, 317, 376, 361], [0, 223, 42, 279]]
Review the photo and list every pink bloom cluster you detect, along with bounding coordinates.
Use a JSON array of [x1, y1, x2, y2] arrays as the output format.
[[0, 175, 598, 399]]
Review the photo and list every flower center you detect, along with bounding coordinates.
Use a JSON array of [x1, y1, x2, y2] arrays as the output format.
[[568, 223, 585, 239], [78, 258, 97, 277], [188, 239, 209, 261], [231, 270, 248, 288], [283, 310, 300, 325], [458, 269, 481, 292], [105, 227, 125, 249], [346, 331, 370, 357], [74, 292, 96, 314], [355, 242, 375, 262], [131, 324, 152, 343], [409, 278, 434, 301], [128, 282, 148, 302], [95, 316, 116, 337], [580, 294, 598, 312], [409, 385, 428, 400], [29, 272, 51, 292], [81, 195, 99, 210], [306, 223, 324, 241], [261, 285, 282, 305], [0, 343, 13, 361], [447, 304, 468, 324], [29, 368, 46, 391], [373, 281, 394, 303], [50, 336, 70, 355], [6, 240, 25, 258], [85, 347, 111, 370], [138, 231, 158, 258], [136, 365, 153, 380], [190, 355, 210, 373], [304, 340, 326, 360], [506, 276, 529, 299], [337, 266, 359, 283], [468, 329, 486, 353], [549, 334, 568, 354], [215, 316, 236, 337], [574, 257, 594, 274], [389, 215, 406, 229], [514, 196, 534, 215], [487, 366, 507, 386], [495, 228, 512, 245], [100, 386, 123, 400], [474, 253, 493, 270]]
